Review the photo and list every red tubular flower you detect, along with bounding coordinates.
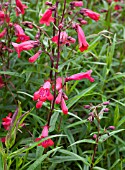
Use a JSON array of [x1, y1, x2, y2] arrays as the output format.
[[33, 81, 53, 109], [61, 97, 68, 114], [14, 24, 30, 42], [56, 77, 63, 91], [2, 113, 12, 130], [80, 8, 100, 21], [76, 24, 89, 52], [70, 1, 83, 7], [36, 100, 43, 109], [29, 50, 42, 63], [12, 40, 39, 58], [55, 90, 68, 114], [35, 125, 54, 148], [55, 90, 62, 104], [65, 70, 94, 82], [39, 9, 54, 26], [0, 76, 5, 88], [35, 137, 54, 148], [15, 0, 28, 16], [0, 28, 7, 38]]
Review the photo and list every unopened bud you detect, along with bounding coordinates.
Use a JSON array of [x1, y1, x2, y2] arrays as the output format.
[[35, 30, 41, 39], [103, 101, 110, 105], [45, 1, 52, 6], [49, 6, 56, 11], [66, 42, 70, 46], [108, 126, 115, 130], [80, 20, 87, 25], [100, 9, 108, 13], [93, 134, 97, 139], [68, 11, 73, 15], [59, 23, 63, 29], [77, 18, 83, 22], [88, 112, 94, 122], [22, 21, 33, 29], [4, 2, 9, 7], [103, 108, 109, 112], [84, 105, 90, 109], [72, 23, 77, 29], [9, 22, 13, 27]]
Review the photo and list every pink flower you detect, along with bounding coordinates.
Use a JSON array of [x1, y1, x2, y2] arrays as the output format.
[[70, 1, 83, 7], [0, 76, 5, 88], [56, 77, 63, 91], [14, 24, 30, 43], [52, 32, 76, 46], [39, 9, 54, 26], [55, 90, 68, 114], [65, 70, 94, 82], [61, 97, 68, 114], [76, 24, 89, 52], [15, 0, 28, 16], [80, 8, 100, 21], [29, 50, 42, 63], [12, 40, 39, 58], [0, 28, 7, 38], [33, 81, 53, 109], [35, 125, 54, 148], [55, 90, 62, 104], [41, 125, 49, 137], [2, 113, 12, 130]]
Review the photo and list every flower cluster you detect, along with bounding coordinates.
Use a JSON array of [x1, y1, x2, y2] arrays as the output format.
[[33, 80, 54, 109]]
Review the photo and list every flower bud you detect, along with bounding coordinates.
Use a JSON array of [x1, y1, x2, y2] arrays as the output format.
[[108, 126, 115, 130], [68, 11, 73, 15], [93, 134, 97, 139], [84, 105, 90, 109], [35, 30, 41, 40], [45, 1, 52, 6], [59, 23, 63, 29], [103, 108, 109, 112], [49, 6, 56, 11], [103, 101, 110, 105]]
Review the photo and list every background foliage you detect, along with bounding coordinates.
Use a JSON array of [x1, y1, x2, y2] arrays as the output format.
[[0, 0, 125, 169]]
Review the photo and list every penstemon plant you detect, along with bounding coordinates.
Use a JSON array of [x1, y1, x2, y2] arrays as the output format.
[[0, 0, 125, 169]]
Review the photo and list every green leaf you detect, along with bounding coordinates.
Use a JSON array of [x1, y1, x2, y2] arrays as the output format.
[[67, 83, 97, 109], [27, 147, 61, 170], [50, 149, 89, 165], [64, 128, 77, 154], [109, 159, 120, 170], [99, 129, 125, 143], [0, 71, 24, 78], [49, 111, 59, 132], [68, 139, 96, 148]]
